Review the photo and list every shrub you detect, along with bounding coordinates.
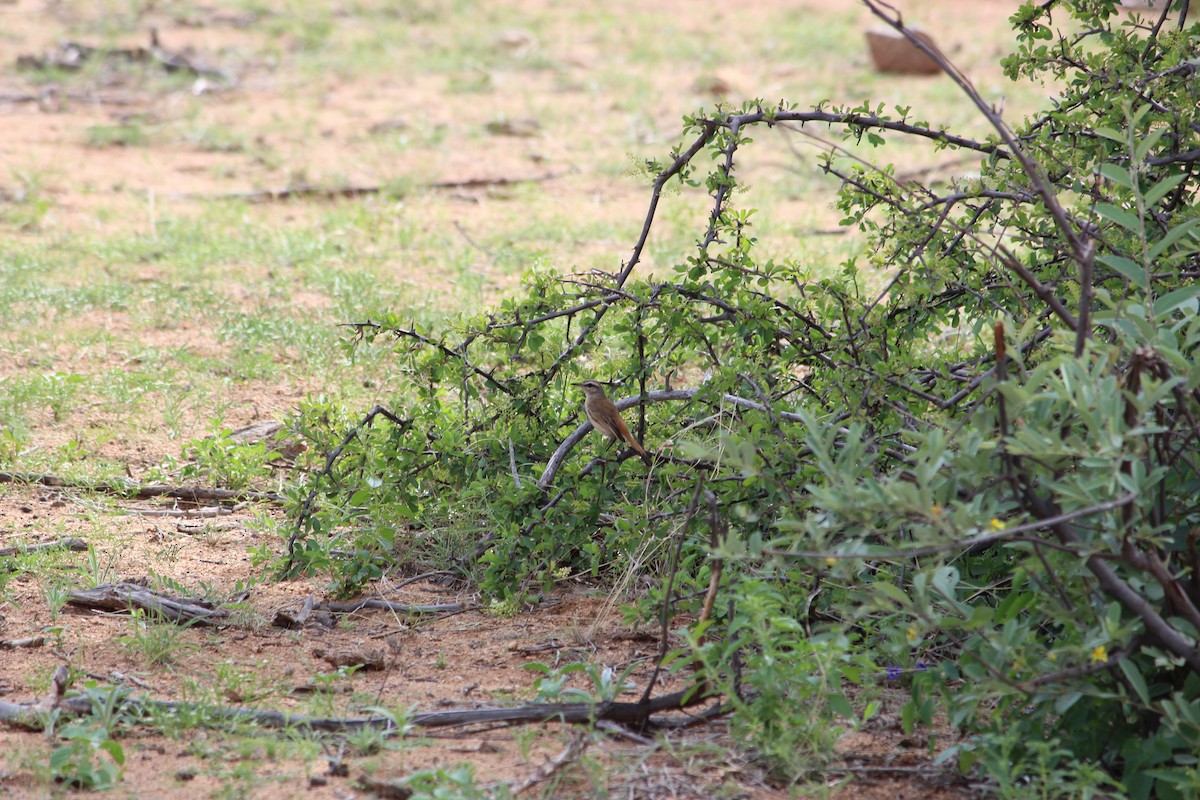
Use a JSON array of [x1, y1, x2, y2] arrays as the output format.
[[287, 0, 1200, 793]]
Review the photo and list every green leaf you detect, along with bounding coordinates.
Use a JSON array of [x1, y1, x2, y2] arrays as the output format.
[[1096, 202, 1143, 234], [1135, 126, 1166, 162], [1147, 217, 1200, 261], [1097, 162, 1135, 189], [1143, 173, 1186, 206], [1094, 126, 1127, 143], [1153, 286, 1200, 318], [931, 565, 960, 603], [828, 693, 854, 718], [1097, 253, 1148, 289], [1119, 658, 1151, 705], [1055, 690, 1083, 714]]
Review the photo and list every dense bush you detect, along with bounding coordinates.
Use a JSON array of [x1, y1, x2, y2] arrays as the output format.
[[286, 0, 1200, 794]]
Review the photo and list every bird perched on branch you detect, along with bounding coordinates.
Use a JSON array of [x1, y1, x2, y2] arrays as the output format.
[[574, 380, 652, 465]]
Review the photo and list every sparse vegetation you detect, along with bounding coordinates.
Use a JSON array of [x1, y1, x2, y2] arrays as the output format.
[[5, 0, 1191, 798]]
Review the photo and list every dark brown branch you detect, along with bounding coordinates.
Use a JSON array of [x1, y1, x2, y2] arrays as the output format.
[[1022, 491, 1200, 675]]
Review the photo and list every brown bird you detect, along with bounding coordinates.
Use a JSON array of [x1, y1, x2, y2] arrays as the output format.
[[574, 380, 651, 465]]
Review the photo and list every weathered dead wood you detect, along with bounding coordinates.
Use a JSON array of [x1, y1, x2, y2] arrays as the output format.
[[272, 596, 466, 628], [67, 582, 229, 626], [15, 33, 230, 82], [119, 505, 237, 518], [318, 599, 467, 615], [179, 169, 571, 204], [273, 595, 315, 629], [0, 89, 146, 107], [0, 472, 282, 504], [0, 637, 46, 650], [0, 683, 712, 734], [355, 774, 413, 799], [512, 731, 588, 794], [0, 537, 88, 558]]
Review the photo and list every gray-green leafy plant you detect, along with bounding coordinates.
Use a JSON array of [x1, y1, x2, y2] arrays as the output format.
[[285, 0, 1200, 793]]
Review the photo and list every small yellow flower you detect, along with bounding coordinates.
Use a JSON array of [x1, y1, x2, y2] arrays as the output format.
[[825, 557, 837, 567], [1091, 645, 1109, 664], [931, 504, 943, 518], [906, 627, 919, 642], [989, 518, 1006, 531], [1048, 652, 1057, 662]]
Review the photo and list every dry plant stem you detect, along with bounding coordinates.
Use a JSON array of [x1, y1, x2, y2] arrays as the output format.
[[697, 490, 725, 638], [317, 599, 467, 615], [0, 637, 46, 650], [120, 505, 236, 518], [347, 322, 513, 396], [508, 439, 523, 490], [178, 170, 571, 203], [538, 389, 813, 490], [641, 480, 706, 707], [512, 731, 589, 795], [529, 124, 720, 389], [1016, 648, 1127, 692]]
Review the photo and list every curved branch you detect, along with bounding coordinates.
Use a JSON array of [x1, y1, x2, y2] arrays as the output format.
[[537, 388, 815, 490]]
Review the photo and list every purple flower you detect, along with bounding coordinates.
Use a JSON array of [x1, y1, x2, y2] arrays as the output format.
[[915, 660, 928, 672], [884, 665, 902, 680]]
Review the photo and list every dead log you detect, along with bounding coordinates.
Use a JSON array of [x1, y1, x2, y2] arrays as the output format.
[[0, 537, 88, 558], [0, 682, 713, 734], [67, 582, 229, 626], [0, 472, 282, 504]]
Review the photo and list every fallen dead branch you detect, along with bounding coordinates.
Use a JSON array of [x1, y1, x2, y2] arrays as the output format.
[[67, 581, 229, 626], [15, 31, 231, 83], [0, 681, 713, 734], [272, 594, 468, 629], [356, 774, 414, 799], [0, 537, 88, 558], [178, 169, 572, 204], [0, 471, 282, 505], [0, 637, 46, 650], [512, 730, 589, 794], [318, 599, 467, 615], [118, 505, 238, 518]]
